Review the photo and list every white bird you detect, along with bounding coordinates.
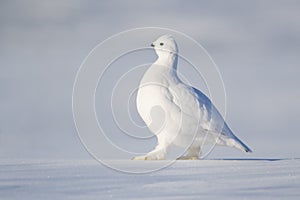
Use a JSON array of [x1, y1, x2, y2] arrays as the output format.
[[133, 35, 251, 160]]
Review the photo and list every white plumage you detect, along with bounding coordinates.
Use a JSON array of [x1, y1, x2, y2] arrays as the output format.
[[133, 35, 251, 160]]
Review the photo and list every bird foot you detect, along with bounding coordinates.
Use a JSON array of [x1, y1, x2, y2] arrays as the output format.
[[176, 156, 199, 160], [132, 155, 149, 160], [132, 155, 165, 160]]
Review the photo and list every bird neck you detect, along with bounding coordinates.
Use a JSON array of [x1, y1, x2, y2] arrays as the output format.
[[155, 52, 178, 71], [152, 53, 179, 82]]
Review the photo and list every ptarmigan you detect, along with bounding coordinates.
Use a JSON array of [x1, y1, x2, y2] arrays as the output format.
[[133, 35, 251, 160]]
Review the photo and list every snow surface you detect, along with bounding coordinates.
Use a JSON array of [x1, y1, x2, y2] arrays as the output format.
[[0, 159, 299, 200]]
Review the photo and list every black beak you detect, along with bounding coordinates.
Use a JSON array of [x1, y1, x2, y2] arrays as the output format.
[[151, 43, 155, 47]]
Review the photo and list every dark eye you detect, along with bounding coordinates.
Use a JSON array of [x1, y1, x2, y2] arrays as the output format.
[[160, 42, 164, 46]]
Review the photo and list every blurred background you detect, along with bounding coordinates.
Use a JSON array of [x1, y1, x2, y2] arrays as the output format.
[[1, 0, 299, 160]]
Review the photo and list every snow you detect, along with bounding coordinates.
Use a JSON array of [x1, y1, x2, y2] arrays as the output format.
[[1, 159, 299, 199]]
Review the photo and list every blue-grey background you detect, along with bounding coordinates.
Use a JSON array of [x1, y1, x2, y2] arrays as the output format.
[[1, 0, 299, 160]]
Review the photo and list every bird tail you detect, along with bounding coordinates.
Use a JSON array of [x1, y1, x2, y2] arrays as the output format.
[[232, 137, 252, 153], [216, 134, 252, 153], [218, 122, 252, 153]]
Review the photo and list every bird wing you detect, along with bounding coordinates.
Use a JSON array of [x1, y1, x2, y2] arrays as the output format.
[[165, 83, 201, 120], [189, 87, 236, 138], [191, 87, 252, 152], [164, 82, 235, 138], [163, 84, 252, 153]]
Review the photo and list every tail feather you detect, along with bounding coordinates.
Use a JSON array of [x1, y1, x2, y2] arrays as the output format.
[[216, 135, 252, 153], [232, 137, 252, 153], [219, 123, 252, 153]]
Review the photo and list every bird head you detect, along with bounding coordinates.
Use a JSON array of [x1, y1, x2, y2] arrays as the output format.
[[150, 35, 178, 58]]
